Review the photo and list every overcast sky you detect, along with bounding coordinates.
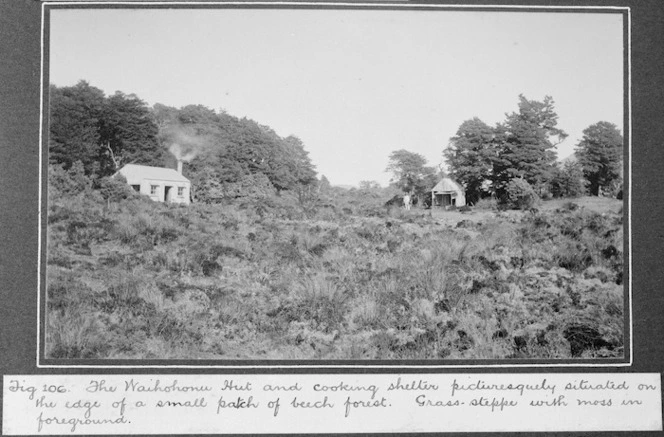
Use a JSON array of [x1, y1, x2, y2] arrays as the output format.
[[50, 7, 624, 187]]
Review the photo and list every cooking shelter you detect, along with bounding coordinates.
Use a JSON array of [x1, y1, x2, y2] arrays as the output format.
[[431, 177, 466, 208]]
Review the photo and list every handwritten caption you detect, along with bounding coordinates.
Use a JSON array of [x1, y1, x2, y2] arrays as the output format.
[[3, 374, 661, 434]]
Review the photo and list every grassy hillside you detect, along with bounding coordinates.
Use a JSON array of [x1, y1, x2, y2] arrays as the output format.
[[46, 188, 624, 360]]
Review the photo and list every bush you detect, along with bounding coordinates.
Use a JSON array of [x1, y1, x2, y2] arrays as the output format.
[[49, 161, 92, 196], [474, 197, 497, 211], [96, 174, 136, 202], [502, 178, 539, 210], [205, 173, 276, 202], [561, 201, 580, 212], [606, 181, 623, 199]]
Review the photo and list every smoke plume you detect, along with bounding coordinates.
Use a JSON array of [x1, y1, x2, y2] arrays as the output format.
[[163, 125, 211, 162], [169, 143, 197, 162]]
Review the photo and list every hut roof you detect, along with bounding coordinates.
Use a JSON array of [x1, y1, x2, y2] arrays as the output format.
[[117, 164, 190, 183]]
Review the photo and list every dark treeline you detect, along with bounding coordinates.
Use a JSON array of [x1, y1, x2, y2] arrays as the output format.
[[49, 80, 318, 203], [49, 81, 165, 177], [444, 95, 623, 205]]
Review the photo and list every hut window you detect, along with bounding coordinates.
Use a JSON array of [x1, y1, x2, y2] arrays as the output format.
[[178, 187, 185, 197], [150, 185, 158, 195]]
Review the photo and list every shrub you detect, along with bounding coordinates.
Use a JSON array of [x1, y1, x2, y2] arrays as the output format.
[[48, 272, 94, 313], [561, 201, 580, 212], [288, 274, 348, 333], [219, 173, 276, 201], [99, 275, 145, 313], [501, 178, 539, 210], [555, 240, 593, 272], [210, 244, 247, 260], [125, 212, 181, 246], [474, 197, 497, 211], [46, 310, 109, 358], [49, 161, 92, 197], [570, 211, 611, 239], [96, 174, 136, 202], [114, 219, 139, 244], [65, 218, 112, 247]]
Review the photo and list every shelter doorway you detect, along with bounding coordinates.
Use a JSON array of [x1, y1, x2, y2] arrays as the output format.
[[164, 186, 172, 202], [434, 193, 454, 207]]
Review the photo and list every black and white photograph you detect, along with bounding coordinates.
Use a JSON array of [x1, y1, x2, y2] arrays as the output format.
[[44, 4, 627, 362]]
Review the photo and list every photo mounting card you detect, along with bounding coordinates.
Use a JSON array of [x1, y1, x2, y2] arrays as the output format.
[[2, 0, 664, 435]]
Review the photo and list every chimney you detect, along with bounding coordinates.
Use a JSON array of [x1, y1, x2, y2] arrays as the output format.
[[177, 160, 183, 174]]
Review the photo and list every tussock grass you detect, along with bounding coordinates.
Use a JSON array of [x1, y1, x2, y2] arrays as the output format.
[[46, 191, 624, 359], [46, 309, 108, 358]]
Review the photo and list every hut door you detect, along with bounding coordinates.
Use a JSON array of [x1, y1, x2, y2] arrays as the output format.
[[442, 194, 451, 206], [164, 186, 172, 202]]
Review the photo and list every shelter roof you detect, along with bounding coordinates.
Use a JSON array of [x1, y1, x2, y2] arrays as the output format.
[[432, 178, 463, 193]]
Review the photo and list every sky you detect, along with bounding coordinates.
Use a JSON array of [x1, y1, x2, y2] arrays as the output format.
[[50, 7, 624, 187]]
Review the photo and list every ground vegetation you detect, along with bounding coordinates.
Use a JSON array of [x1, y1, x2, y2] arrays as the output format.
[[47, 169, 623, 359]]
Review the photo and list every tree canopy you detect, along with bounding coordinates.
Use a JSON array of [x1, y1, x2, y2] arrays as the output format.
[[386, 149, 438, 200], [318, 175, 331, 194], [49, 81, 319, 203], [444, 95, 575, 202], [149, 104, 318, 202], [49, 81, 105, 174], [98, 91, 164, 175], [49, 81, 164, 178], [575, 121, 623, 196], [549, 160, 587, 198], [443, 117, 495, 204], [492, 95, 567, 196]]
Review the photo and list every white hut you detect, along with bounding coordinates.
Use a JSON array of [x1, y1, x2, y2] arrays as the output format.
[[116, 162, 191, 205], [431, 177, 466, 208]]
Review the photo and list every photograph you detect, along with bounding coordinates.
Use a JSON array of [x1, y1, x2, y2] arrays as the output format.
[[43, 5, 627, 361]]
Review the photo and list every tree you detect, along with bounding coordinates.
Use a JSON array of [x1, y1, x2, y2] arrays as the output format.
[[386, 149, 437, 203], [97, 91, 164, 176], [49, 81, 106, 174], [492, 95, 567, 198], [281, 135, 318, 190], [575, 121, 623, 196], [151, 103, 319, 202], [49, 82, 165, 179], [549, 160, 587, 198], [444, 117, 495, 204], [318, 175, 331, 194], [151, 103, 180, 131], [221, 118, 292, 191]]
